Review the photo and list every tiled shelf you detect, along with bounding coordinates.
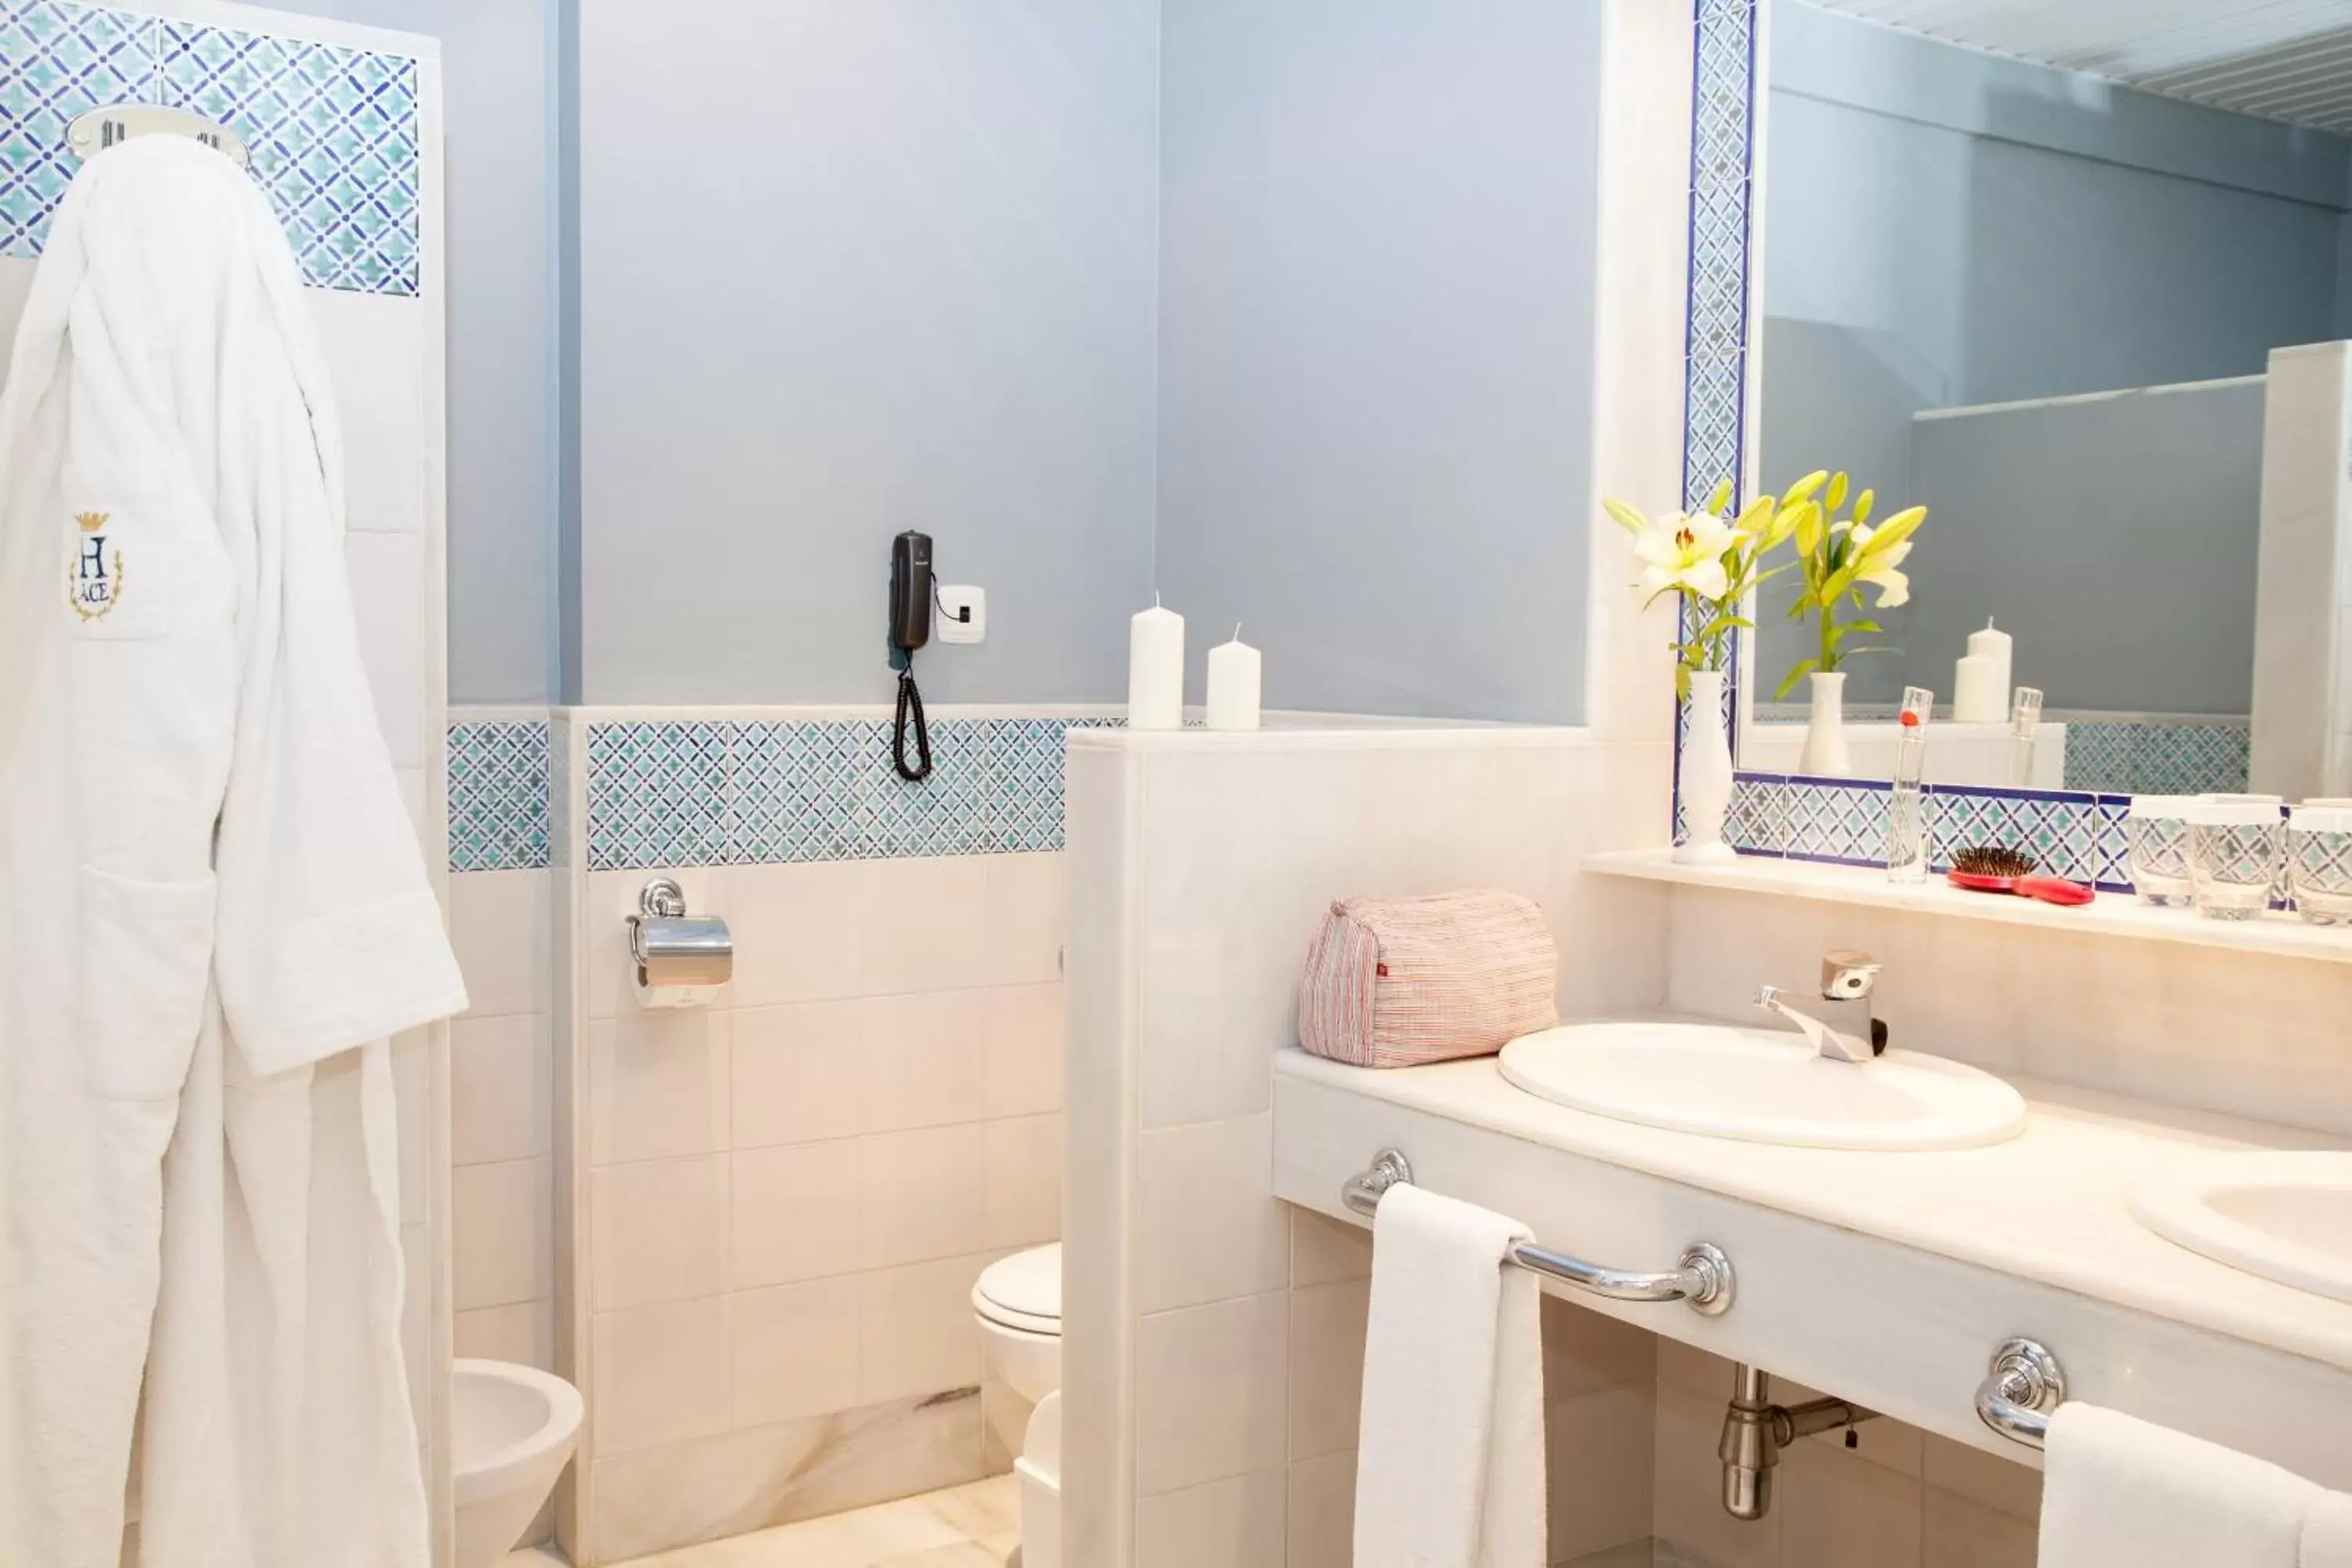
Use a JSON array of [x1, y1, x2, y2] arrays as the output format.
[[1587, 848, 2352, 966]]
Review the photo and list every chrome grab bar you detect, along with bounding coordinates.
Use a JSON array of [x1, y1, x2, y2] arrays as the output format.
[[1339, 1149, 1735, 1316], [1976, 1338, 2067, 1450]]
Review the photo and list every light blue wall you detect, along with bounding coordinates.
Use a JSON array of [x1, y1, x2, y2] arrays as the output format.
[[1756, 2, 2352, 708], [1152, 0, 1604, 723], [1904, 381, 2263, 715], [274, 0, 562, 704], [568, 0, 1161, 706]]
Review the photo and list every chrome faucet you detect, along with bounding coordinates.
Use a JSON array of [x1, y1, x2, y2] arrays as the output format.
[[1753, 949, 1885, 1064]]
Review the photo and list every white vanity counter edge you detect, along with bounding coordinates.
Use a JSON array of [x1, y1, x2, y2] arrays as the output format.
[[1585, 848, 2352, 964], [1272, 1046, 2352, 1486]]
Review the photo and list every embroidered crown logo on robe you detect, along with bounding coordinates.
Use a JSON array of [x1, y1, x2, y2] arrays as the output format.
[[67, 510, 123, 621]]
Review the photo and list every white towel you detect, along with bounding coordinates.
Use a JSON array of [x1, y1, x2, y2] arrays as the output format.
[[2041, 1404, 2352, 1568], [0, 135, 466, 1568], [1352, 1184, 1547, 1568]]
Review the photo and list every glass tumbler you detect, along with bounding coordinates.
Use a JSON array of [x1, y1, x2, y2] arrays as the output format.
[[2288, 804, 2352, 925], [2185, 796, 2285, 920], [2125, 795, 2198, 907]]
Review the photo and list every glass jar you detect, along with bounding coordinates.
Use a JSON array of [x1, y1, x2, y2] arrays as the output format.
[[2184, 796, 2285, 921], [2125, 795, 2198, 907], [2287, 804, 2352, 926]]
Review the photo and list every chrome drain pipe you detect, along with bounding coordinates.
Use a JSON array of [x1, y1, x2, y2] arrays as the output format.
[[1718, 1363, 1879, 1520]]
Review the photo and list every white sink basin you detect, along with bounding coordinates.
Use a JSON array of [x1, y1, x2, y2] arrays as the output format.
[[1497, 1020, 2028, 1150], [2130, 1152, 2352, 1304]]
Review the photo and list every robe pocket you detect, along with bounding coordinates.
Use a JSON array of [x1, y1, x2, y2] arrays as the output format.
[[78, 865, 219, 1102]]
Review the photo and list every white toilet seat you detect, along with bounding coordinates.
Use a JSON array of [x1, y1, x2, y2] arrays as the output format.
[[974, 1243, 1062, 1338]]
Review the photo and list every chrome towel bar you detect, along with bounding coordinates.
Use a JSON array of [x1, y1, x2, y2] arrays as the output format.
[[1340, 1149, 1735, 1316], [1975, 1338, 2067, 1450]]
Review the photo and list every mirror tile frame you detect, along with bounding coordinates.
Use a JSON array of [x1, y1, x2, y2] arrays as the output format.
[[1670, 0, 2137, 891]]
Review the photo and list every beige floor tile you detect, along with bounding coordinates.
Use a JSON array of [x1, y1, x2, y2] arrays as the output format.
[[661, 1495, 962, 1566], [880, 1544, 1012, 1568], [609, 1472, 1023, 1568], [916, 1475, 1021, 1541]]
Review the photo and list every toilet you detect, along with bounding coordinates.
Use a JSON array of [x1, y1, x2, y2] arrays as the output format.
[[974, 1243, 1062, 1568], [452, 1359, 584, 1568]]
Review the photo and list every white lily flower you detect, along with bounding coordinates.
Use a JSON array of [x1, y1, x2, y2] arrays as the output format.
[[1849, 523, 1911, 608], [1632, 510, 1740, 602]]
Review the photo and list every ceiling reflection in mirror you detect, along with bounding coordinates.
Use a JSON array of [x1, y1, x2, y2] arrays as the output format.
[[1743, 0, 2352, 800]]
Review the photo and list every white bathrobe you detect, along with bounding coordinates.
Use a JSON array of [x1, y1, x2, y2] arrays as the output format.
[[0, 136, 468, 1568]]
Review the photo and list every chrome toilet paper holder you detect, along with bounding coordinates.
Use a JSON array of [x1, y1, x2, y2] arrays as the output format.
[[628, 877, 734, 989]]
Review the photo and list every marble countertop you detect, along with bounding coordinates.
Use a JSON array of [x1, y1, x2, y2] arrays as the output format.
[[1274, 1036, 2352, 1372]]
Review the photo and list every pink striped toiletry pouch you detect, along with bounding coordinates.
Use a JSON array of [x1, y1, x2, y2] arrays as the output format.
[[1297, 891, 1557, 1069]]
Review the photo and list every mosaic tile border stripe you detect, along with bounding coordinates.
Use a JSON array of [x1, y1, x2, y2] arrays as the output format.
[[2060, 720, 2249, 797], [448, 720, 551, 872], [1672, 0, 1761, 844], [1729, 771, 2133, 893], [1, 0, 421, 294], [584, 717, 1098, 872]]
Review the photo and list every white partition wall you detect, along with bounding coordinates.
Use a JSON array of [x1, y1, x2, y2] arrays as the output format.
[[2252, 340, 2352, 801]]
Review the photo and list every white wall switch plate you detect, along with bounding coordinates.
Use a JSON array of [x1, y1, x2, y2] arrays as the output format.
[[937, 584, 986, 644]]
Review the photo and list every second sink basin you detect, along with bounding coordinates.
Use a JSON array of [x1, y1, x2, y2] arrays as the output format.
[[2130, 1151, 2352, 1304], [1497, 1020, 2029, 1150]]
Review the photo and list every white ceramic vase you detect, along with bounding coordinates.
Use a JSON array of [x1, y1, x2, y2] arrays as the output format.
[[1677, 669, 1737, 864], [1798, 669, 1851, 777]]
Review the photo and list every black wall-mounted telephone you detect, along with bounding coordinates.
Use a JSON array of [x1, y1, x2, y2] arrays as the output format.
[[890, 531, 934, 654], [888, 532, 935, 782]]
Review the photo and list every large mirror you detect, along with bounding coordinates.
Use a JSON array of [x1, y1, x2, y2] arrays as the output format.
[[1741, 0, 2352, 798]]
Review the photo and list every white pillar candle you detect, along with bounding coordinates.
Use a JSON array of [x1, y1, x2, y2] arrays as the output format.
[[1953, 619, 2013, 724], [1206, 627, 1261, 731], [1128, 598, 1185, 730]]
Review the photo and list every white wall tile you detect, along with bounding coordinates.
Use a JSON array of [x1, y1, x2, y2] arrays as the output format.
[[862, 990, 988, 1132], [985, 853, 1067, 985], [1135, 1467, 1287, 1568], [585, 1389, 985, 1563], [591, 1156, 725, 1311], [345, 530, 426, 768], [731, 1000, 866, 1147], [448, 869, 551, 1019], [454, 1298, 555, 1370], [592, 1298, 732, 1454], [1922, 1486, 2038, 1568], [1778, 1437, 1924, 1568], [1541, 1294, 1657, 1403], [1138, 1115, 1289, 1314], [452, 1011, 552, 1167], [725, 861, 866, 1009], [728, 1276, 864, 1427], [1290, 1210, 1372, 1288], [452, 1156, 554, 1312], [1136, 1292, 1290, 1497], [1922, 1433, 2042, 1522], [1548, 1385, 1657, 1563], [1287, 1450, 1356, 1568], [394, 1029, 431, 1226], [861, 1124, 986, 1270], [982, 982, 1066, 1120], [858, 857, 993, 996], [859, 1253, 989, 1405], [589, 1008, 731, 1166], [317, 288, 425, 537], [982, 1112, 1064, 1250], [1287, 1279, 1368, 1463], [730, 1140, 862, 1288]]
